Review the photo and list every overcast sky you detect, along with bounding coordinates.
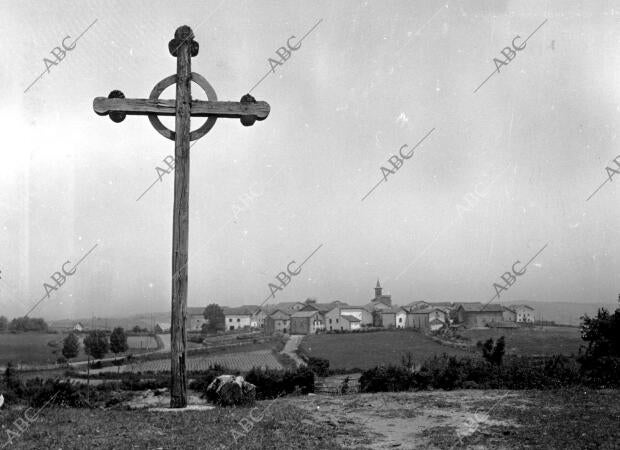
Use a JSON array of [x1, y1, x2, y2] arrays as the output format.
[[1, 0, 619, 320]]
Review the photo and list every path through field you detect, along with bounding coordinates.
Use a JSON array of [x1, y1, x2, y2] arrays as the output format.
[[282, 335, 306, 367]]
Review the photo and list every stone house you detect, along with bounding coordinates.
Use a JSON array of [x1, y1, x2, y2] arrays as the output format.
[[290, 310, 323, 335]]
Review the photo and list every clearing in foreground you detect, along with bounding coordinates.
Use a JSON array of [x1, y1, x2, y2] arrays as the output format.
[[3, 388, 618, 449]]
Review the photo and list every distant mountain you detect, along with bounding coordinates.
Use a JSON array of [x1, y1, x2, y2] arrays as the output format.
[[502, 301, 618, 326]]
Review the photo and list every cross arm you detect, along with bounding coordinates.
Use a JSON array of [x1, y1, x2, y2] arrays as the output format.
[[93, 96, 270, 122]]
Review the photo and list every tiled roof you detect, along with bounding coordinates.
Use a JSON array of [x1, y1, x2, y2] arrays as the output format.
[[268, 310, 291, 320], [509, 304, 534, 311], [410, 307, 444, 314], [222, 305, 259, 316], [341, 314, 361, 322], [456, 303, 503, 312], [291, 310, 321, 318], [304, 302, 344, 313], [340, 305, 369, 313]]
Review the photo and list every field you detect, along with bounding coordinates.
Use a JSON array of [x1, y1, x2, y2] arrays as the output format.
[[2, 388, 618, 448], [458, 326, 583, 356], [97, 350, 283, 373], [127, 335, 158, 350], [0, 332, 165, 367], [0, 333, 61, 365], [300, 331, 471, 370]]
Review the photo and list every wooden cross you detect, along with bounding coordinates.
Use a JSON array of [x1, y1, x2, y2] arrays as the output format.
[[93, 25, 270, 408]]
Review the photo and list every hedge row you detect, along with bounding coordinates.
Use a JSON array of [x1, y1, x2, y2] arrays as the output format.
[[359, 354, 620, 393]]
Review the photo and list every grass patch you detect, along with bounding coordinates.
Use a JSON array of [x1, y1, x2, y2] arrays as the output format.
[[423, 388, 620, 449], [0, 402, 346, 449], [300, 331, 470, 370]]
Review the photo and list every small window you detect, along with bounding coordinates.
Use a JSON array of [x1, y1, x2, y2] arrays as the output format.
[[398, 318, 402, 323], [229, 318, 232, 322], [329, 318, 332, 324], [336, 319, 339, 323], [237, 318, 240, 322]]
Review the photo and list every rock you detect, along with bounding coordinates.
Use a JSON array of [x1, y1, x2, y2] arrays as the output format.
[[206, 375, 256, 406]]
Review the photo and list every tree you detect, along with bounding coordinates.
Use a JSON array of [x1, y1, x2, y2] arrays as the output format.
[[203, 304, 225, 334], [0, 316, 8, 332], [84, 330, 109, 360], [83, 330, 109, 406], [62, 333, 80, 360], [477, 336, 505, 366], [109, 327, 128, 374], [579, 307, 620, 385], [581, 307, 620, 358], [4, 361, 19, 392], [8, 317, 48, 332], [110, 327, 128, 355]]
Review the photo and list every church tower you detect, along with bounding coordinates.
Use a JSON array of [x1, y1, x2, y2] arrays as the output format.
[[375, 279, 382, 299]]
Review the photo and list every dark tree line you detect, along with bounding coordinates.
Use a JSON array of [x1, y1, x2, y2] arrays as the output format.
[[0, 316, 48, 332]]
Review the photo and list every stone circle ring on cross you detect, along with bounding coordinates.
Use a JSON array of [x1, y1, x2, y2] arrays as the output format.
[[148, 72, 218, 141]]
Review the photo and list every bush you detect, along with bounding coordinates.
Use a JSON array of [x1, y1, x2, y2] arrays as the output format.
[[244, 366, 314, 400], [119, 373, 170, 391], [188, 364, 228, 392], [307, 357, 329, 377], [359, 365, 417, 393], [359, 353, 585, 393]]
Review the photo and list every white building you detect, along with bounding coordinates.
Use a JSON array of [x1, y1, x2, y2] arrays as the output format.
[[510, 304, 535, 323], [223, 306, 257, 330]]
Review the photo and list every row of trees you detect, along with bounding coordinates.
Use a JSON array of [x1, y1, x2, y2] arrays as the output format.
[[0, 316, 48, 332], [61, 327, 128, 361]]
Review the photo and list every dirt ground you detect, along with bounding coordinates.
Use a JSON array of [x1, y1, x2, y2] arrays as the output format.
[[289, 390, 528, 449]]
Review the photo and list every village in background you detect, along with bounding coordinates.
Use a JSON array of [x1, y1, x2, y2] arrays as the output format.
[[46, 279, 609, 336]]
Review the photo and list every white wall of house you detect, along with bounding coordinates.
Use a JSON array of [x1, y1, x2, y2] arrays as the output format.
[[395, 311, 407, 328], [225, 314, 252, 330], [350, 321, 361, 330], [340, 309, 363, 322], [514, 307, 535, 323]]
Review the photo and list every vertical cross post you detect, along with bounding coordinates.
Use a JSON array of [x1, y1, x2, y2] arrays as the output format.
[[169, 25, 197, 409], [92, 24, 271, 409]]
